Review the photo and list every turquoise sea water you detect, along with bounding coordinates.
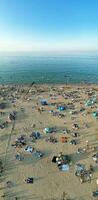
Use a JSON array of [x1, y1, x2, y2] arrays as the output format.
[[0, 55, 98, 85]]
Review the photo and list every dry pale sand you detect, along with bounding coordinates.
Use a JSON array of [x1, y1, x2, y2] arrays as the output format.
[[0, 84, 98, 200]]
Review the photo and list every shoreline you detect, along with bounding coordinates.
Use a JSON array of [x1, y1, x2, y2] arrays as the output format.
[[0, 83, 98, 87]]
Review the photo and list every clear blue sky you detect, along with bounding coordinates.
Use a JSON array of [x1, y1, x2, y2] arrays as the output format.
[[0, 0, 98, 53]]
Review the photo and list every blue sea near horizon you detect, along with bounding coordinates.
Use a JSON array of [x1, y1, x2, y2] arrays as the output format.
[[0, 55, 98, 85]]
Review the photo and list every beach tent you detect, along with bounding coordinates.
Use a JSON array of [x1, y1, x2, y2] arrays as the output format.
[[58, 106, 65, 111], [60, 164, 69, 171], [92, 111, 98, 118], [24, 146, 33, 153], [0, 118, 3, 124], [40, 99, 48, 105], [61, 136, 68, 143], [0, 118, 6, 129], [34, 150, 43, 158], [75, 163, 85, 176], [30, 131, 40, 139], [8, 112, 16, 121], [44, 127, 54, 134], [85, 96, 97, 107], [80, 107, 85, 112], [0, 102, 7, 109], [85, 99, 92, 106], [0, 160, 3, 173]]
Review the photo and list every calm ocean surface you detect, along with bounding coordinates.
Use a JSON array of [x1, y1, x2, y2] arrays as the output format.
[[0, 55, 98, 85]]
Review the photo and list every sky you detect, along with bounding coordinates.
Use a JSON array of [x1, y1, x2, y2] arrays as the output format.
[[0, 0, 98, 53]]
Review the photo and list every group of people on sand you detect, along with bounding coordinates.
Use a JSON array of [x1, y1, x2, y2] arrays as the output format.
[[0, 85, 98, 199]]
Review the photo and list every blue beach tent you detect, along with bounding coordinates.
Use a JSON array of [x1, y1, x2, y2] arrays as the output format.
[[85, 96, 97, 107], [44, 127, 54, 133], [58, 106, 65, 111], [92, 111, 98, 118], [40, 99, 48, 105]]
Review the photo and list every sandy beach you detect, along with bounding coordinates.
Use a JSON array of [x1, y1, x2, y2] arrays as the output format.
[[0, 84, 98, 200]]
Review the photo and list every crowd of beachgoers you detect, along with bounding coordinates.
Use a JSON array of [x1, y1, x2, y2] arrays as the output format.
[[0, 84, 98, 200]]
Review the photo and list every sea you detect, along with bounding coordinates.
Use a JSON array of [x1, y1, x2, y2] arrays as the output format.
[[0, 54, 98, 85]]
